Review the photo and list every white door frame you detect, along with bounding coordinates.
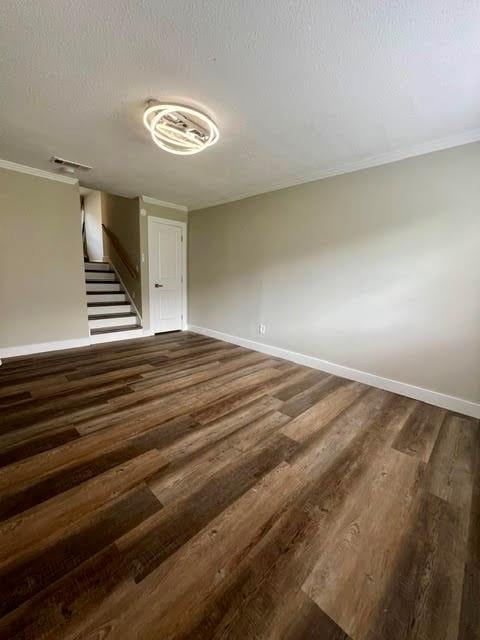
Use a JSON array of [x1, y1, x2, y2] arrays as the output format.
[[147, 216, 187, 331]]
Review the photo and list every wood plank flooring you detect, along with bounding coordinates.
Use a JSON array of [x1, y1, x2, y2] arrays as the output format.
[[0, 331, 478, 640]]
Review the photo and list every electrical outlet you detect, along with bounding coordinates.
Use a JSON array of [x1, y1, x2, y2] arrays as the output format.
[[259, 324, 266, 335]]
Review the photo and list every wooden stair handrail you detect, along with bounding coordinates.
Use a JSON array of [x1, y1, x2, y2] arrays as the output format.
[[102, 224, 138, 280]]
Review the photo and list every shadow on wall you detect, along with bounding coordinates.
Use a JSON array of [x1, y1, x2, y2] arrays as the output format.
[[188, 145, 480, 403]]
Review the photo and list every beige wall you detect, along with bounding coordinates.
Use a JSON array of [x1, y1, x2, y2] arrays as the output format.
[[0, 168, 89, 348], [140, 200, 188, 331], [189, 142, 480, 404], [84, 189, 104, 262], [142, 201, 188, 225], [102, 193, 142, 312]]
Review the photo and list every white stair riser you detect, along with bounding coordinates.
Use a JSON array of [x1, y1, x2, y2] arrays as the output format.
[[90, 328, 144, 344], [88, 316, 137, 329], [85, 271, 116, 281], [88, 304, 132, 316], [86, 293, 127, 303], [86, 282, 122, 292], [84, 262, 110, 271]]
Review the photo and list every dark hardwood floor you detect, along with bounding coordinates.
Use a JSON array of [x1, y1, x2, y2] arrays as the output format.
[[0, 331, 478, 640]]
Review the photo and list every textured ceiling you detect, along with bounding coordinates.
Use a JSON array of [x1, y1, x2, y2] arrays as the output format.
[[1, 0, 479, 209]]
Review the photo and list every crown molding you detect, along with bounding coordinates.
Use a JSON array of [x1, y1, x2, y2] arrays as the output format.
[[141, 195, 188, 212], [0, 158, 79, 185], [190, 128, 480, 211]]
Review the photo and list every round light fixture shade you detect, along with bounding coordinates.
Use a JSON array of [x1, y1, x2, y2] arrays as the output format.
[[143, 101, 219, 155]]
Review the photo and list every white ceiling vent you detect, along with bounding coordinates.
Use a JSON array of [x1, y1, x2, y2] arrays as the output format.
[[50, 156, 92, 174], [143, 101, 219, 156]]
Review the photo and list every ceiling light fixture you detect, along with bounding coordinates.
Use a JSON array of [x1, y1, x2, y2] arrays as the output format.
[[143, 101, 219, 156]]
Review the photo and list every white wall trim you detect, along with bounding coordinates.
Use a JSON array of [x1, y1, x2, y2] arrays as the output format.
[[0, 158, 79, 185], [189, 129, 480, 211], [3, 323, 477, 420], [148, 216, 188, 331], [0, 326, 163, 360], [142, 195, 188, 212], [187, 324, 480, 419], [0, 337, 90, 359]]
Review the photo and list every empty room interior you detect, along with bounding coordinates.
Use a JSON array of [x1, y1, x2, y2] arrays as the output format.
[[0, 2, 479, 639]]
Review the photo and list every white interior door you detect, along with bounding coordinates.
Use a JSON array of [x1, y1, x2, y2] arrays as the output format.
[[149, 218, 184, 333]]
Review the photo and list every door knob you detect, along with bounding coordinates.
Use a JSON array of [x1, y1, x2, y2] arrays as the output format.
[[155, 283, 163, 288]]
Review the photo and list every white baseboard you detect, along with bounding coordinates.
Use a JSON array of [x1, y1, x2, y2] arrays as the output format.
[[187, 324, 480, 419], [2, 323, 478, 419], [0, 326, 154, 361], [0, 337, 91, 359]]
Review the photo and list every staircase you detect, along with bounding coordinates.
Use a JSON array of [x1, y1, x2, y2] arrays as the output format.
[[84, 261, 143, 343]]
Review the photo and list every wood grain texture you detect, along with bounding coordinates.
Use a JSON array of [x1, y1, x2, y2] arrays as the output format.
[[365, 492, 465, 640], [392, 402, 447, 462], [0, 331, 477, 640]]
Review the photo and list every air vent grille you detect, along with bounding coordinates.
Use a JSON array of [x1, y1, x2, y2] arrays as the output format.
[[50, 156, 92, 172]]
